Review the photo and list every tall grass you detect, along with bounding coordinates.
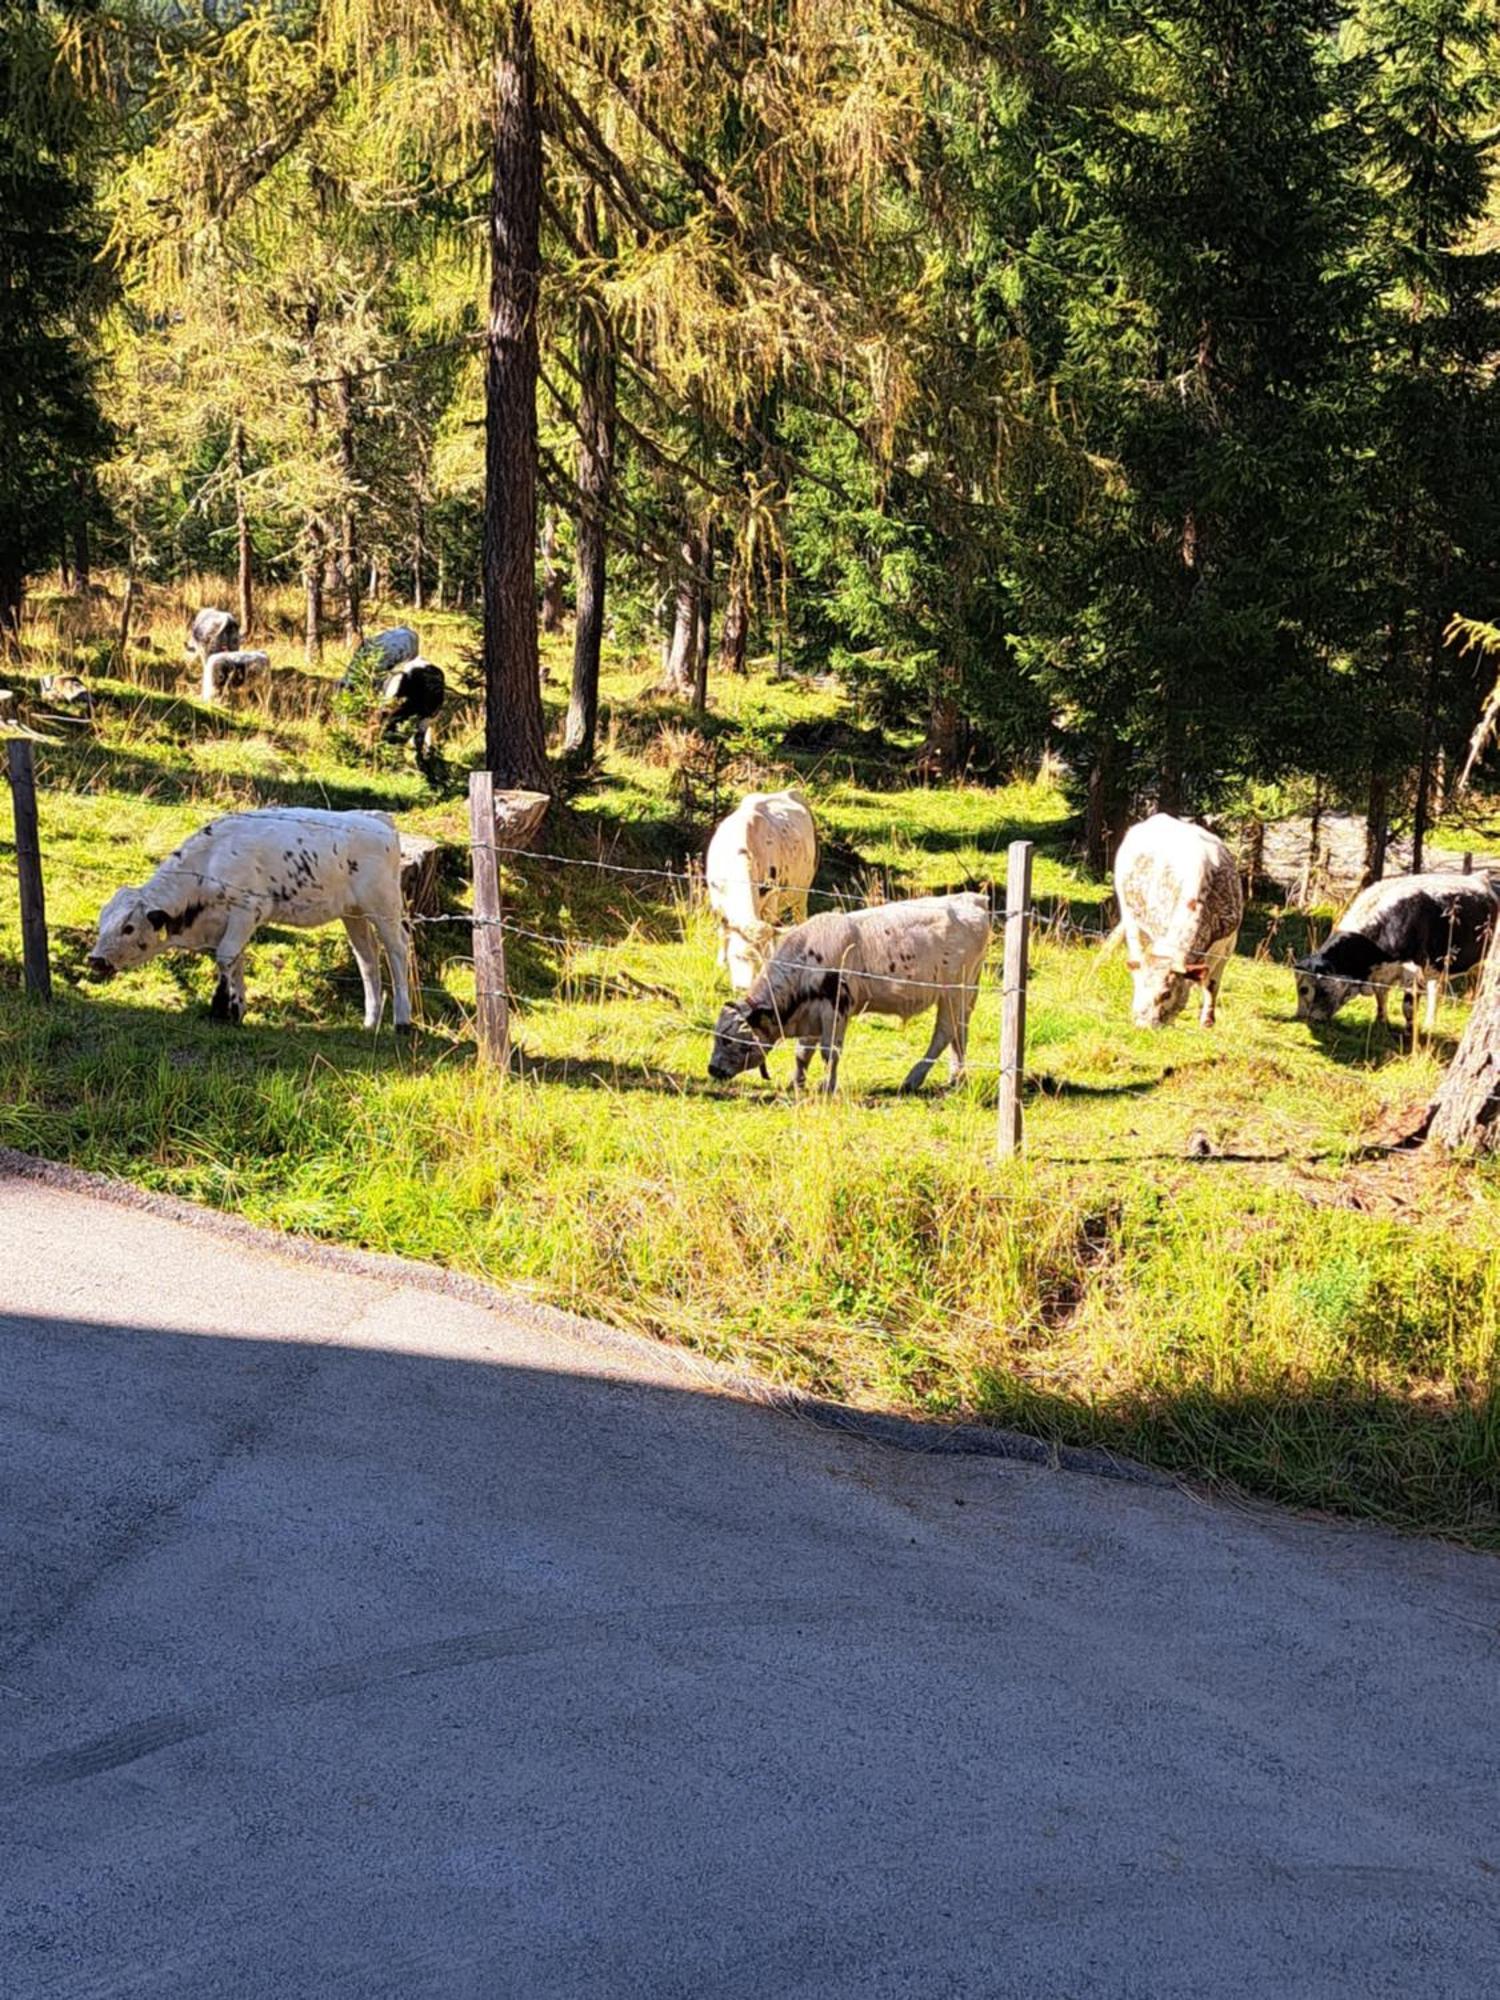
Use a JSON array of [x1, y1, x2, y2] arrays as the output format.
[[3, 576, 1500, 1542]]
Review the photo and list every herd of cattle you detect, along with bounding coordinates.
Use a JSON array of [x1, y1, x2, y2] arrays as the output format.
[[185, 607, 447, 758], [85, 776, 1500, 1091]]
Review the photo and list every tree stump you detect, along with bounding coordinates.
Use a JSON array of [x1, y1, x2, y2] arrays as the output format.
[[493, 788, 549, 855], [1428, 927, 1500, 1152], [399, 833, 445, 919]]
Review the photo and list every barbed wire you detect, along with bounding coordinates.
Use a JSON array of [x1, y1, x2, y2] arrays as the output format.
[[36, 804, 1479, 1029]]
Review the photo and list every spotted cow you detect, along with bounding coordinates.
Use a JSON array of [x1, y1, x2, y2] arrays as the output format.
[[88, 808, 412, 1031]]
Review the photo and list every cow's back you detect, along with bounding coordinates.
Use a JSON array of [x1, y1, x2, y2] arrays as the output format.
[[164, 809, 400, 920], [840, 894, 990, 1015], [1116, 814, 1241, 954], [1339, 872, 1500, 971]]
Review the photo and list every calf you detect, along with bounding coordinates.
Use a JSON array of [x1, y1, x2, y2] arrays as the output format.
[[705, 789, 818, 991], [1293, 872, 1500, 1030], [87, 808, 412, 1031], [201, 649, 270, 704], [708, 892, 990, 1093], [378, 660, 446, 761], [341, 625, 420, 693], [185, 607, 240, 663], [1114, 813, 1243, 1029]]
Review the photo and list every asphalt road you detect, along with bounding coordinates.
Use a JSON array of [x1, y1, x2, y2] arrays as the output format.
[[3, 1158, 1498, 1999]]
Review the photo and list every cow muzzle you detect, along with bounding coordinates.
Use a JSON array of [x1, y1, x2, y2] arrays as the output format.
[[86, 956, 116, 981]]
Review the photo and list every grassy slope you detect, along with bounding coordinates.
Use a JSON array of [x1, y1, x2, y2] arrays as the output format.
[[4, 581, 1500, 1543]]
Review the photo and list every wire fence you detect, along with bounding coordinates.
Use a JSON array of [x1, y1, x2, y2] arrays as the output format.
[[6, 756, 1475, 1156]]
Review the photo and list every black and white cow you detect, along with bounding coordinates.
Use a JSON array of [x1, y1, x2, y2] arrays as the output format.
[[1293, 871, 1500, 1030], [708, 892, 990, 1094], [185, 607, 241, 665], [378, 660, 446, 760], [88, 808, 412, 1031], [201, 649, 270, 704]]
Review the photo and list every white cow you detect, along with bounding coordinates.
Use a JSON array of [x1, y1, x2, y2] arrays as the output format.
[[708, 891, 990, 1093], [201, 649, 270, 704], [88, 808, 412, 1031], [185, 607, 240, 664], [1113, 812, 1243, 1029], [705, 789, 818, 991], [341, 626, 420, 691]]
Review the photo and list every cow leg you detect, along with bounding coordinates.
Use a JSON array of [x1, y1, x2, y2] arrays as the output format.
[[793, 1038, 818, 1090], [1425, 976, 1440, 1032], [901, 1010, 952, 1094], [369, 906, 414, 1033], [820, 1015, 848, 1095], [1199, 974, 1220, 1029], [947, 987, 976, 1083], [343, 916, 384, 1028], [210, 911, 258, 1025]]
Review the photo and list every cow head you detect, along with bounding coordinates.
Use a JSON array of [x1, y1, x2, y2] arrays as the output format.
[[1127, 953, 1208, 1030], [88, 889, 168, 979], [1292, 956, 1353, 1022], [707, 1000, 776, 1082]]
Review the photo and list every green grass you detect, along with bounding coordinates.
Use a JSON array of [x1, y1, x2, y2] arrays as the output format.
[[4, 577, 1500, 1545]]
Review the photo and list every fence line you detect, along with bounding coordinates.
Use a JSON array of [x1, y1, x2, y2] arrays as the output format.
[[13, 775, 1462, 1144]]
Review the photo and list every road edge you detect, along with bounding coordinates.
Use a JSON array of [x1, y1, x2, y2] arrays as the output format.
[[0, 1142, 1168, 1489]]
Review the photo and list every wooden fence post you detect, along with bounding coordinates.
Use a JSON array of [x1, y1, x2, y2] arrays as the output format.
[[468, 770, 510, 1069], [997, 838, 1033, 1158], [7, 739, 52, 1003]]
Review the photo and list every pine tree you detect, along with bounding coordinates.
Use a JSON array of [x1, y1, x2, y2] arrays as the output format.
[[984, 0, 1369, 867], [1357, 0, 1500, 876], [0, 0, 111, 634]]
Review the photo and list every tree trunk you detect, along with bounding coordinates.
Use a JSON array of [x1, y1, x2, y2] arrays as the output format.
[[0, 561, 23, 641], [661, 527, 701, 697], [922, 666, 963, 777], [482, 2, 551, 792], [565, 219, 616, 766], [232, 419, 252, 638], [1365, 767, 1390, 884], [71, 469, 91, 597], [335, 371, 361, 646], [1428, 928, 1500, 1151], [719, 549, 749, 676], [692, 535, 714, 716], [1085, 738, 1128, 878], [303, 522, 324, 664], [1411, 611, 1446, 875], [304, 337, 324, 664], [412, 493, 426, 612], [540, 505, 565, 633], [113, 550, 137, 666], [435, 550, 446, 611]]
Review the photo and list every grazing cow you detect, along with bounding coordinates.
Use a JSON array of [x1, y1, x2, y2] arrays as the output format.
[[705, 789, 818, 991], [201, 649, 270, 704], [340, 625, 420, 692], [708, 892, 990, 1093], [378, 660, 445, 761], [87, 808, 412, 1032], [1114, 813, 1243, 1029], [185, 607, 240, 664], [1293, 871, 1500, 1030]]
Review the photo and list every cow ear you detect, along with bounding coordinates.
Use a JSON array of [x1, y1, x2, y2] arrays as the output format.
[[146, 908, 169, 935], [1125, 959, 1141, 972]]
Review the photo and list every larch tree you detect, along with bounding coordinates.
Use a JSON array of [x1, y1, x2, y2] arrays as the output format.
[[1356, 0, 1500, 878]]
